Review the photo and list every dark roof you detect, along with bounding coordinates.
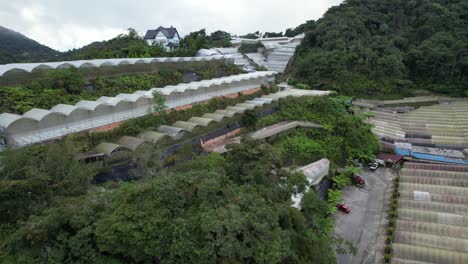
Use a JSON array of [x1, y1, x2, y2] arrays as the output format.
[[377, 152, 404, 163], [144, 26, 179, 39]]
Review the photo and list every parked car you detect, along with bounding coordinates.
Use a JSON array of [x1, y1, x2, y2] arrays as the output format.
[[353, 174, 366, 186], [369, 162, 379, 170], [336, 204, 351, 213]]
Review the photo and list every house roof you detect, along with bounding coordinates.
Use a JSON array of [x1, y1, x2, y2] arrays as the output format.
[[144, 26, 179, 39]]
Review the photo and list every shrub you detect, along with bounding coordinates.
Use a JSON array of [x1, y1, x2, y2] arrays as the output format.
[[385, 237, 393, 245], [384, 245, 393, 254], [387, 227, 394, 236], [384, 253, 392, 263], [389, 219, 395, 227], [295, 83, 311, 90]]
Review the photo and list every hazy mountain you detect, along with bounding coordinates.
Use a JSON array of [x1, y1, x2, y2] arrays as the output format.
[[0, 26, 60, 64]]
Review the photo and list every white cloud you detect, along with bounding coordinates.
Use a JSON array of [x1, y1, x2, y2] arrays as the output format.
[[0, 0, 343, 51]]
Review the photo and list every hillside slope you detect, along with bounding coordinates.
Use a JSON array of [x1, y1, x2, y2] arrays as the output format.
[[0, 26, 60, 64], [288, 0, 468, 97]]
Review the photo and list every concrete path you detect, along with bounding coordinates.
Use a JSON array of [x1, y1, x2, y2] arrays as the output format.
[[333, 168, 395, 264]]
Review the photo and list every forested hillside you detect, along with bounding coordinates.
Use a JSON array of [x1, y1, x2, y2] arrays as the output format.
[[0, 27, 232, 63], [288, 0, 468, 97], [0, 26, 60, 64]]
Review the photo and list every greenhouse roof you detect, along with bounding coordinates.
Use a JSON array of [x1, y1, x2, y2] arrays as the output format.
[[393, 162, 468, 263], [139, 131, 168, 143], [172, 121, 200, 132], [249, 121, 322, 140], [0, 56, 233, 77], [296, 158, 330, 186], [370, 101, 468, 148], [157, 125, 184, 138], [188, 117, 215, 127], [93, 142, 129, 156], [117, 136, 147, 151]]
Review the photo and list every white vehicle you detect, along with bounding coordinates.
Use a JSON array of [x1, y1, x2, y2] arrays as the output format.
[[369, 162, 379, 170]]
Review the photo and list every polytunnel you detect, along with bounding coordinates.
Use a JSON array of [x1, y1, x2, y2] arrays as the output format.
[[0, 71, 278, 148], [398, 200, 468, 214], [214, 110, 237, 117], [399, 183, 468, 196], [172, 121, 200, 132], [392, 243, 468, 264], [235, 103, 257, 110], [225, 106, 247, 114], [401, 168, 468, 179], [23, 108, 66, 141], [394, 230, 468, 252], [138, 131, 169, 144], [157, 125, 184, 139], [187, 117, 215, 127], [399, 176, 468, 187], [397, 208, 468, 227], [396, 220, 468, 239], [399, 190, 468, 204], [0, 56, 232, 77], [202, 113, 225, 122], [116, 136, 148, 151], [296, 159, 330, 186]]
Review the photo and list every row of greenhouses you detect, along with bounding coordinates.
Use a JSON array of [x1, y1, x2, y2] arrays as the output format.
[[87, 88, 330, 164], [0, 56, 232, 77], [392, 162, 468, 263], [370, 101, 468, 148], [0, 72, 276, 148]]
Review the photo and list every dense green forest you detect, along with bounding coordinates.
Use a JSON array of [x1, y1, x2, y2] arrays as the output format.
[[0, 94, 377, 263], [287, 0, 468, 97], [0, 26, 60, 64], [0, 64, 241, 114]]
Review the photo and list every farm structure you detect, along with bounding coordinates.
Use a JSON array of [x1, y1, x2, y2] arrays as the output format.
[[392, 162, 468, 264]]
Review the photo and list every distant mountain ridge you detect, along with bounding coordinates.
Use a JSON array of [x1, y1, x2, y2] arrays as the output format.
[[0, 26, 60, 64]]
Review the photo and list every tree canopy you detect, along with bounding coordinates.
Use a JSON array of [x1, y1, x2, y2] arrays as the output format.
[[288, 0, 468, 97]]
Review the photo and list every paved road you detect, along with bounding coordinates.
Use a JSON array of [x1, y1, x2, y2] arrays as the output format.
[[333, 168, 395, 264]]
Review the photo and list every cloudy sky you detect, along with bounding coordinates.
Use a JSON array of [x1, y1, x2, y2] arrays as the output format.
[[0, 0, 343, 51]]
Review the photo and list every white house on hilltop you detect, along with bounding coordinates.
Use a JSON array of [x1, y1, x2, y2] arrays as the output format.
[[144, 26, 180, 51]]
